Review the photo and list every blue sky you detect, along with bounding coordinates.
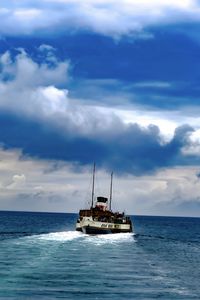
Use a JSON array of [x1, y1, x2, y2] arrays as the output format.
[[1, 0, 200, 216]]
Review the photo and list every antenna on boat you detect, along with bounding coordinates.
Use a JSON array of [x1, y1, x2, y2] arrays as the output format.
[[91, 163, 95, 208], [109, 172, 113, 211]]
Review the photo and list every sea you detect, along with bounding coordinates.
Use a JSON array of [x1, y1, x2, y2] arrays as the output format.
[[0, 211, 200, 299]]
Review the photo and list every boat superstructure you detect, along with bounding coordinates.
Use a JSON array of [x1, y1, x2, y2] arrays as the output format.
[[76, 164, 132, 234]]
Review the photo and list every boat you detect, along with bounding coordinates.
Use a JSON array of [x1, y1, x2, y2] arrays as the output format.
[[76, 164, 133, 234]]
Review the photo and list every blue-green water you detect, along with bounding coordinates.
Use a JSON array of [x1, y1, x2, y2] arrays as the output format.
[[0, 211, 200, 299]]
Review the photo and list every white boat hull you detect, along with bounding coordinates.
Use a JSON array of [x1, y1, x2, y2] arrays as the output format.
[[76, 217, 132, 234]]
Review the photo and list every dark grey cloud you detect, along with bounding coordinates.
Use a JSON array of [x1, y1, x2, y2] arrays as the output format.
[[0, 110, 196, 175]]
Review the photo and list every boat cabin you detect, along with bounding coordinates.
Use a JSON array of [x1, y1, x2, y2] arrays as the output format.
[[95, 196, 108, 211]]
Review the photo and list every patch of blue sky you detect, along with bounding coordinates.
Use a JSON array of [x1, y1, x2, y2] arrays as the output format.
[[1, 27, 200, 111]]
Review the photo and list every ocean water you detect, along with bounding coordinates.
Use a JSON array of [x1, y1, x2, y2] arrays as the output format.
[[0, 211, 200, 299]]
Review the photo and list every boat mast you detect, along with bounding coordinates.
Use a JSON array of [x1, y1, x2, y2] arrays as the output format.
[[91, 163, 95, 208], [109, 172, 113, 211]]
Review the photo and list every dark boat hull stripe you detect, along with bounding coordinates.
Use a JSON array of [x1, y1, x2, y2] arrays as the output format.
[[79, 226, 132, 234]]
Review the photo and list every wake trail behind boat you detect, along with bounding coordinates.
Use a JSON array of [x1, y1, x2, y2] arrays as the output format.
[[26, 231, 135, 244]]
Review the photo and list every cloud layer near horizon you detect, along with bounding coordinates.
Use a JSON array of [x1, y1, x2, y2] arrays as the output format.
[[1, 146, 200, 216]]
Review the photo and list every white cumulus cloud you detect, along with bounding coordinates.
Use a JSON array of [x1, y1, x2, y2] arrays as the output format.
[[0, 48, 128, 137], [0, 48, 70, 119]]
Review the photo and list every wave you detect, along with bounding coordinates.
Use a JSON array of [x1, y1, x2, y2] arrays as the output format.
[[34, 231, 83, 242], [26, 231, 135, 245], [85, 232, 135, 245]]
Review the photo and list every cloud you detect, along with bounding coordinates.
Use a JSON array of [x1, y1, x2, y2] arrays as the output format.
[[133, 81, 172, 89], [70, 75, 200, 111], [0, 147, 82, 212], [0, 49, 199, 175], [0, 111, 197, 175], [0, 0, 200, 38], [0, 48, 69, 87], [6, 174, 26, 189], [0, 48, 69, 118]]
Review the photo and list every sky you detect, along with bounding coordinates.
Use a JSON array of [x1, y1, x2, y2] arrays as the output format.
[[1, 0, 200, 216]]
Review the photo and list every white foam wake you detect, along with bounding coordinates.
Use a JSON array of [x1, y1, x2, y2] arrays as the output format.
[[34, 231, 83, 242], [26, 231, 135, 244], [85, 232, 135, 245]]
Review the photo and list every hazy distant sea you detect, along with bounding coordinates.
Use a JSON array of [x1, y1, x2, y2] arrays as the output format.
[[0, 211, 200, 299]]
